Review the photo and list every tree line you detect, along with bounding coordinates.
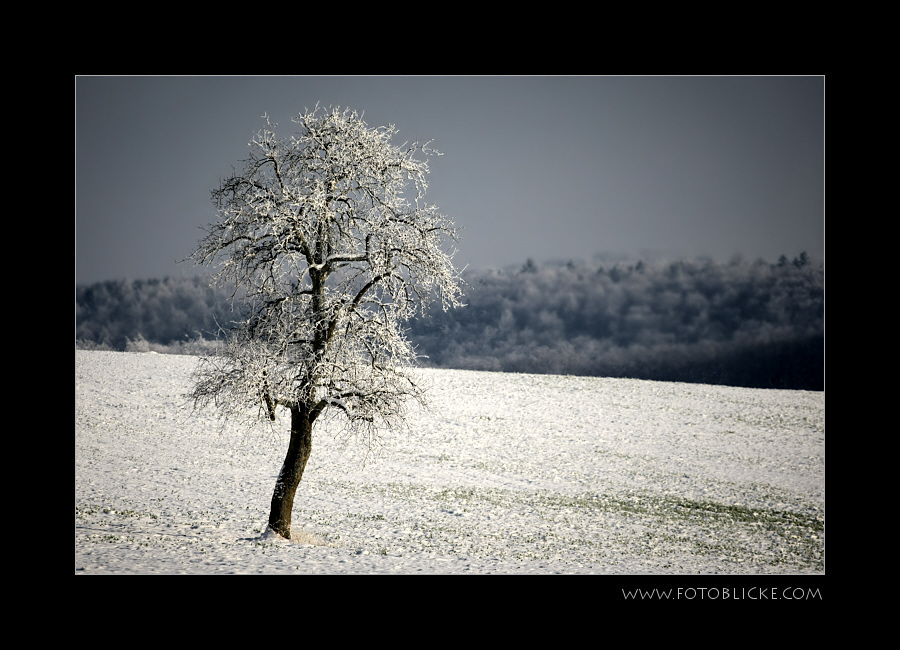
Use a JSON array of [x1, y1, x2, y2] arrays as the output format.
[[75, 254, 824, 390], [75, 274, 237, 353], [407, 253, 823, 390]]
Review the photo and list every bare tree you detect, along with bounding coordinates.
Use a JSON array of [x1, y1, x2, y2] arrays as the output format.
[[188, 105, 463, 539]]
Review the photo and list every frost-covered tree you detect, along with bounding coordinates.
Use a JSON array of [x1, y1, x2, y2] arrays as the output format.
[[188, 105, 463, 539]]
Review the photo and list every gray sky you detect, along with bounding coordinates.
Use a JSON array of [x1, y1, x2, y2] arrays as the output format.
[[75, 75, 824, 285]]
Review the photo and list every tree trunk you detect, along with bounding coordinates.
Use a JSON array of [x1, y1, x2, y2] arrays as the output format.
[[267, 405, 313, 539]]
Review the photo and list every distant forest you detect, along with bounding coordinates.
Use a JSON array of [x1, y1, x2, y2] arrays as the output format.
[[75, 254, 824, 391]]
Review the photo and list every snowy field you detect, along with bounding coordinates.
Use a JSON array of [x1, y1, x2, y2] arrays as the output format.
[[75, 350, 824, 575]]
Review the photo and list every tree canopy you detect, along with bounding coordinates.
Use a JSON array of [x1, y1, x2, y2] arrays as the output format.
[[189, 105, 462, 430]]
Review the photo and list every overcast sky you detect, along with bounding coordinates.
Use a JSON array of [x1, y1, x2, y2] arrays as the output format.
[[75, 75, 824, 285]]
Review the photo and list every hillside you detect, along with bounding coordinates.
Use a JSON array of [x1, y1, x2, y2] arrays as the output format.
[[75, 350, 825, 575]]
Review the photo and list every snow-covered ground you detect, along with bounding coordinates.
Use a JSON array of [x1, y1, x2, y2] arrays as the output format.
[[75, 350, 824, 575]]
